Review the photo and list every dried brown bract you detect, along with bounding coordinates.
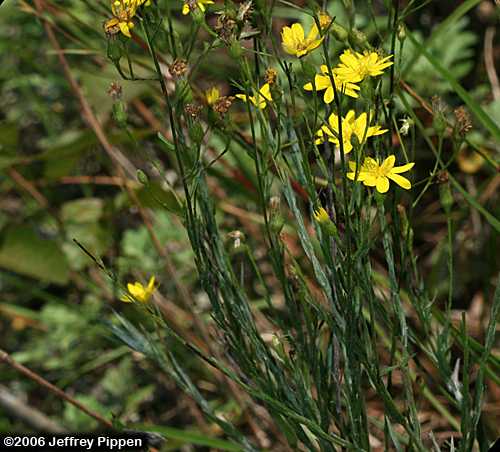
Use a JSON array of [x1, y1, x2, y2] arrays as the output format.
[[215, 14, 237, 43], [454, 106, 472, 136], [107, 82, 123, 101], [264, 68, 278, 85], [168, 59, 188, 79], [436, 170, 449, 184], [213, 96, 234, 115], [184, 103, 202, 118]]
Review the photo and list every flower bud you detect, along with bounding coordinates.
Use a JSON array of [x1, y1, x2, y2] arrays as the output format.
[[107, 38, 123, 63], [112, 101, 128, 127], [439, 179, 454, 214], [313, 207, 338, 237], [228, 39, 243, 59], [349, 28, 369, 48], [330, 23, 349, 43], [136, 169, 149, 185], [397, 23, 406, 42]]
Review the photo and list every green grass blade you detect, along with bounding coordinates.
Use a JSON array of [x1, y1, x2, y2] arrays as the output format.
[[448, 174, 500, 234], [132, 425, 244, 451], [403, 0, 482, 77], [407, 32, 500, 140]]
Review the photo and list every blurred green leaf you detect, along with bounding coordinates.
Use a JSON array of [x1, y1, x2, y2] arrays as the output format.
[[135, 182, 184, 215], [0, 226, 69, 285], [61, 198, 104, 223]]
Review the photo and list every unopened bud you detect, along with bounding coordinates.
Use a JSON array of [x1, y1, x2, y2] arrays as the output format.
[[313, 206, 338, 237], [349, 28, 369, 48], [439, 179, 454, 213], [397, 23, 406, 42], [136, 169, 149, 185], [107, 38, 123, 63], [228, 39, 243, 59], [112, 101, 127, 127], [330, 23, 349, 42], [228, 230, 245, 251]]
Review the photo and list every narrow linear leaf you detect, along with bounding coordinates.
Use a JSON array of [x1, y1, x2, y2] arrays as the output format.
[[406, 32, 500, 140]]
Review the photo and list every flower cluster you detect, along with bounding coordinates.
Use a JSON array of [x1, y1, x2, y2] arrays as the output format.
[[234, 13, 413, 195], [276, 14, 414, 195], [104, 0, 151, 38]]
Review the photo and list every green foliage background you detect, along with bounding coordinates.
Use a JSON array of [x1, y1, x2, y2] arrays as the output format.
[[0, 0, 498, 450]]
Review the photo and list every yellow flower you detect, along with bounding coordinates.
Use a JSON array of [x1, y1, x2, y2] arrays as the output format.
[[182, 0, 214, 15], [347, 155, 414, 193], [303, 65, 360, 102], [120, 275, 156, 303], [456, 148, 487, 174], [235, 83, 272, 109], [313, 207, 329, 223], [205, 86, 220, 105], [104, 0, 150, 38], [315, 110, 387, 154], [281, 23, 323, 58], [335, 49, 393, 83], [318, 11, 332, 30]]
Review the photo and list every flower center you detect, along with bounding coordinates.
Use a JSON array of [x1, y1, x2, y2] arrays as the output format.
[[357, 62, 369, 79]]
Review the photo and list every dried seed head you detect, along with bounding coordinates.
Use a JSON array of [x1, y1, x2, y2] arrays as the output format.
[[168, 59, 188, 78], [215, 15, 237, 43], [213, 96, 234, 115], [436, 170, 449, 184], [264, 68, 278, 85], [107, 82, 123, 100], [186, 0, 197, 11], [431, 95, 448, 114], [454, 106, 472, 136], [228, 230, 244, 249], [184, 103, 202, 118], [237, 0, 253, 22], [269, 195, 280, 211]]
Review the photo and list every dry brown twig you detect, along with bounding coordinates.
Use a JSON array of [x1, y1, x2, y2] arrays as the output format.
[[0, 348, 113, 429], [29, 1, 281, 447]]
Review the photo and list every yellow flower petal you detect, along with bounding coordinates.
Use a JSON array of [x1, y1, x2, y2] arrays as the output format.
[[119, 21, 132, 37], [391, 162, 415, 173], [381, 155, 396, 172], [323, 86, 334, 104], [291, 23, 305, 42], [376, 176, 390, 193], [387, 173, 412, 189], [362, 175, 378, 187]]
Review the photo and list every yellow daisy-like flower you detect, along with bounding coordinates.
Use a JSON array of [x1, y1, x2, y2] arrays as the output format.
[[235, 83, 272, 109], [318, 11, 332, 30], [315, 110, 387, 154], [456, 148, 487, 174], [120, 275, 156, 303], [182, 0, 214, 15], [303, 65, 360, 102], [104, 0, 150, 38], [313, 206, 330, 223], [347, 155, 414, 193], [335, 49, 393, 83], [205, 86, 220, 106], [281, 23, 324, 58]]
